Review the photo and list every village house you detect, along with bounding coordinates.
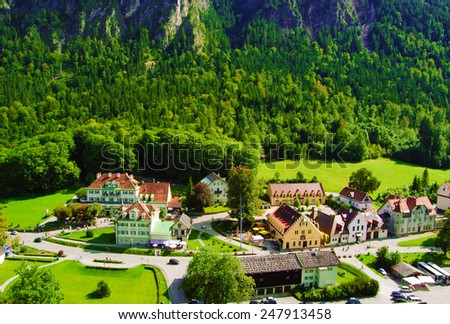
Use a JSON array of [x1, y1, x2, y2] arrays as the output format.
[[199, 172, 228, 203], [378, 195, 436, 236], [437, 182, 450, 211], [339, 187, 373, 211], [240, 251, 341, 296], [86, 172, 181, 216], [309, 207, 387, 246], [267, 204, 321, 250], [267, 183, 326, 207], [115, 201, 192, 246]]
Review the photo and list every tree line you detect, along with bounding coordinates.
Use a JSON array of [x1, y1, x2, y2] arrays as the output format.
[[0, 1, 449, 196]]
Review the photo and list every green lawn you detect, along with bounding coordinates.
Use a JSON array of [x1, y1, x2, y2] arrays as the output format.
[[200, 231, 246, 252], [59, 227, 115, 244], [203, 204, 230, 214], [397, 234, 437, 247], [257, 157, 450, 196], [187, 229, 204, 251], [0, 189, 76, 230], [0, 260, 21, 286], [48, 261, 169, 304], [336, 262, 370, 284]]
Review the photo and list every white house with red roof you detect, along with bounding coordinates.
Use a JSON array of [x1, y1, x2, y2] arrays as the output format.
[[437, 182, 450, 211], [339, 187, 373, 211], [86, 172, 181, 216], [378, 195, 436, 236], [267, 183, 326, 206]]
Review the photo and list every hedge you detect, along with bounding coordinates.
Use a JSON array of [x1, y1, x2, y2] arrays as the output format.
[[295, 277, 379, 302]]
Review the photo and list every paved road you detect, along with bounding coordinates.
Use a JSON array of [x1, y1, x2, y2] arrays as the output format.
[[4, 216, 448, 304]]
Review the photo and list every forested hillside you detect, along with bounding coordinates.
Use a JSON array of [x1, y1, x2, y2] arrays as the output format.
[[0, 0, 449, 196]]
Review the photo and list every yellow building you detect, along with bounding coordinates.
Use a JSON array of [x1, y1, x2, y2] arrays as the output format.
[[267, 183, 326, 206], [267, 204, 321, 250]]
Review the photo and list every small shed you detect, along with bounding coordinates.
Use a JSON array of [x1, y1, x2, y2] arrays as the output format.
[[391, 262, 424, 279]]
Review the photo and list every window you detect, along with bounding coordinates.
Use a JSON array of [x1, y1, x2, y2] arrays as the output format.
[[295, 230, 299, 235], [314, 240, 317, 245], [293, 242, 296, 247], [308, 230, 311, 234]]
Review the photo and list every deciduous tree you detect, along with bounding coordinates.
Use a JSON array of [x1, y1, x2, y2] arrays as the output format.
[[180, 249, 255, 304], [435, 210, 450, 254], [348, 168, 381, 193], [4, 262, 63, 304]]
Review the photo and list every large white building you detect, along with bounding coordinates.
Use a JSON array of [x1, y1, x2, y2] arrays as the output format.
[[199, 172, 228, 203], [378, 195, 436, 236], [437, 183, 450, 211], [86, 173, 181, 216]]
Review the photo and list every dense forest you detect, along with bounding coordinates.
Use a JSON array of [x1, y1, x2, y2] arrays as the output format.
[[0, 0, 449, 196]]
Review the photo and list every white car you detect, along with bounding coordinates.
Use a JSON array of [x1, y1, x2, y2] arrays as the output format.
[[400, 286, 413, 293], [407, 295, 421, 302]]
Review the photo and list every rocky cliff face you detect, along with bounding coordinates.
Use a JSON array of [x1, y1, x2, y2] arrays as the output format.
[[4, 0, 373, 45]]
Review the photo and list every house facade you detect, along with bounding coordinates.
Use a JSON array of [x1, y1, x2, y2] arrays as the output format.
[[378, 195, 437, 236], [309, 208, 388, 246], [199, 172, 228, 203], [171, 213, 192, 242], [267, 183, 326, 206], [115, 202, 191, 246], [115, 202, 159, 245], [339, 187, 373, 211], [437, 183, 450, 211], [240, 251, 340, 295], [267, 204, 321, 250], [86, 173, 179, 216]]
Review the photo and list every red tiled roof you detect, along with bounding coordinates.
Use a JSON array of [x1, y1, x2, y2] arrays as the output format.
[[168, 197, 182, 209], [271, 204, 302, 231], [87, 173, 139, 190], [139, 182, 170, 203], [118, 202, 158, 221], [339, 187, 371, 202], [385, 195, 436, 215], [269, 183, 325, 197]]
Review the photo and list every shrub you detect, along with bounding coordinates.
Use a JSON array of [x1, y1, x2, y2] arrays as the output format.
[[58, 250, 64, 257], [86, 229, 94, 238], [92, 280, 111, 298]]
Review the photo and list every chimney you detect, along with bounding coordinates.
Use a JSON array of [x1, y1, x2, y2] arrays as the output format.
[[117, 172, 120, 178], [96, 172, 101, 179], [130, 174, 134, 180], [108, 172, 112, 177]]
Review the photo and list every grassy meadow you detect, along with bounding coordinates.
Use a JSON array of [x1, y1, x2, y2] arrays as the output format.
[[0, 189, 76, 229], [49, 261, 169, 304], [257, 158, 450, 196], [59, 227, 115, 244]]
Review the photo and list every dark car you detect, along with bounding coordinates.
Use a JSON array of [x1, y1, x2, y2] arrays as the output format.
[[391, 291, 404, 298], [393, 296, 408, 303], [168, 259, 179, 265], [34, 237, 42, 243], [249, 300, 259, 304], [345, 297, 361, 304], [188, 299, 200, 304], [261, 297, 277, 304]]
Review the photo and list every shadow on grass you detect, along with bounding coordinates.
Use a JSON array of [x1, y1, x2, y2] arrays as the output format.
[[85, 292, 110, 300]]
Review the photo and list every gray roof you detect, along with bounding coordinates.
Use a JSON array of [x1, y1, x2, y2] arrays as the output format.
[[295, 251, 341, 269], [241, 254, 302, 275], [240, 251, 340, 275], [174, 213, 192, 228], [391, 262, 424, 278]]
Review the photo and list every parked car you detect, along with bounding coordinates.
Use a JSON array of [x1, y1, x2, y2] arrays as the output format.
[[378, 268, 387, 276], [188, 299, 200, 304], [400, 285, 413, 293], [261, 297, 277, 304], [168, 259, 179, 265], [249, 300, 259, 304], [345, 297, 361, 304], [393, 296, 408, 303], [34, 237, 42, 243], [11, 230, 18, 235], [391, 291, 404, 298], [407, 295, 422, 302]]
